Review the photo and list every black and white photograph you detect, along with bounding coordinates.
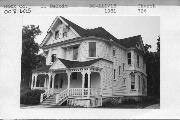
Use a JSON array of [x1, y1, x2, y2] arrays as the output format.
[[20, 16, 160, 108]]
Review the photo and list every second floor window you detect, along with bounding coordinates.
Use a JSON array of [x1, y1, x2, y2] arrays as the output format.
[[119, 66, 121, 75], [89, 42, 96, 57], [114, 69, 116, 79], [127, 52, 131, 65], [137, 55, 139, 67], [73, 46, 78, 60], [55, 30, 59, 39], [51, 54, 56, 62], [113, 49, 116, 56], [123, 63, 125, 71]]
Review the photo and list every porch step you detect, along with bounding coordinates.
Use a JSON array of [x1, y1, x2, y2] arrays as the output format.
[[41, 95, 57, 105]]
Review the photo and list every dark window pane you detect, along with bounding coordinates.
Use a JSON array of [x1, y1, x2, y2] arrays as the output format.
[[127, 52, 131, 65], [113, 49, 115, 56], [114, 69, 116, 79], [89, 42, 96, 57], [55, 31, 59, 39]]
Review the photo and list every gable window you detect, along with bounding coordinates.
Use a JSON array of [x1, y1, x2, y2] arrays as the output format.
[[63, 31, 68, 37], [127, 52, 131, 65], [114, 69, 116, 79], [137, 55, 139, 67], [113, 49, 116, 56], [119, 66, 121, 75], [123, 63, 125, 71], [51, 54, 56, 62], [89, 42, 96, 57], [55, 30, 59, 39], [73, 46, 78, 60], [131, 73, 135, 90]]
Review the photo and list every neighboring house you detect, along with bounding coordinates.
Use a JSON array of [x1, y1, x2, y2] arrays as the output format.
[[31, 16, 147, 107]]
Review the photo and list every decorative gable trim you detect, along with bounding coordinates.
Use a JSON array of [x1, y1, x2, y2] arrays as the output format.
[[40, 16, 81, 48], [49, 59, 67, 70]]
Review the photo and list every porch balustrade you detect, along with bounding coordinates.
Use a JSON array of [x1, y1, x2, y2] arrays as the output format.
[[69, 88, 101, 97]]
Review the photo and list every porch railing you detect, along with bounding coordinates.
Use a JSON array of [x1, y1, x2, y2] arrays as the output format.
[[69, 88, 101, 97], [55, 89, 69, 104], [40, 88, 54, 103]]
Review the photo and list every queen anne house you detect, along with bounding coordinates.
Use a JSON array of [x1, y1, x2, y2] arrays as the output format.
[[31, 16, 147, 107]]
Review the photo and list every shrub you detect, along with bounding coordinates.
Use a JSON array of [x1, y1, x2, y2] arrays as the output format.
[[20, 89, 45, 105]]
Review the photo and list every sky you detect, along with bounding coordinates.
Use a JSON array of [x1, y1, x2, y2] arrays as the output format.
[[23, 16, 160, 52]]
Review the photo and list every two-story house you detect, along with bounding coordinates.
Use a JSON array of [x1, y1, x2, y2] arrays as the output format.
[[31, 16, 147, 107]]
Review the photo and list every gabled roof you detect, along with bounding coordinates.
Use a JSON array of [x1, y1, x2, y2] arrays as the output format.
[[58, 58, 112, 68], [60, 16, 87, 37], [42, 16, 145, 51], [114, 35, 142, 48], [61, 17, 117, 41]]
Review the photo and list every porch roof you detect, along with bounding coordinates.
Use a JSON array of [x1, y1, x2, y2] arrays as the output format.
[[32, 65, 51, 72], [58, 58, 112, 68]]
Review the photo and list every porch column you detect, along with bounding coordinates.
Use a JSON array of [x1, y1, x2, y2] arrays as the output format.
[[48, 73, 51, 89], [52, 74, 55, 89], [44, 76, 47, 88], [31, 74, 34, 89], [81, 72, 85, 97], [67, 71, 71, 89], [87, 70, 91, 98], [34, 74, 38, 88]]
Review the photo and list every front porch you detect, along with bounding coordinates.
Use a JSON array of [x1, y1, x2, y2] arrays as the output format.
[[31, 66, 102, 107]]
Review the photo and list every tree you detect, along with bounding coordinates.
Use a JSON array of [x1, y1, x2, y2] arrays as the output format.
[[145, 36, 160, 99], [21, 25, 45, 87]]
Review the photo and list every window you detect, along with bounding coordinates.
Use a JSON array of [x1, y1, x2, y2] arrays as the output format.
[[114, 69, 116, 79], [119, 66, 121, 75], [123, 78, 126, 85], [123, 63, 125, 71], [131, 73, 135, 90], [137, 55, 139, 67], [89, 42, 96, 57], [72, 72, 77, 80], [73, 46, 78, 60], [127, 52, 131, 65], [55, 30, 59, 39], [113, 49, 116, 56], [51, 54, 56, 62], [138, 75, 141, 90], [142, 78, 145, 91], [63, 31, 68, 37]]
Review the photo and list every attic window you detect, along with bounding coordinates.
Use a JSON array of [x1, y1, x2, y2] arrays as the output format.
[[51, 54, 56, 62], [55, 30, 59, 39], [63, 31, 68, 37]]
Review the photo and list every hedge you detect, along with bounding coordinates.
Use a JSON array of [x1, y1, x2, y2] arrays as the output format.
[[20, 89, 45, 105]]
